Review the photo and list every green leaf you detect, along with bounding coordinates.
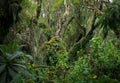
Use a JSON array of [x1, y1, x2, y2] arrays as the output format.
[[0, 45, 7, 54], [13, 67, 34, 78], [10, 42, 18, 53], [16, 45, 25, 51], [8, 67, 17, 78], [0, 71, 7, 83], [0, 56, 6, 63], [10, 51, 24, 60], [0, 64, 6, 74], [6, 53, 13, 59], [71, 0, 79, 5], [12, 64, 26, 69], [25, 54, 33, 61], [52, 0, 64, 12]]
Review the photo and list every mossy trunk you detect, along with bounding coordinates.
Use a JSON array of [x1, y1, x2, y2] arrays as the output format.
[[68, 11, 97, 64]]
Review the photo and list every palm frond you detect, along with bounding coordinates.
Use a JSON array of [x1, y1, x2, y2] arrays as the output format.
[[10, 51, 24, 60], [8, 67, 17, 78], [0, 64, 6, 74], [12, 63, 27, 69]]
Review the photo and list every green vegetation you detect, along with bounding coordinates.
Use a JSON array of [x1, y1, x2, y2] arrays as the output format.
[[0, 42, 34, 83], [0, 0, 120, 83]]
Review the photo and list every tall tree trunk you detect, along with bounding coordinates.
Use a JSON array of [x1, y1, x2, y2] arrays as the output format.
[[68, 12, 97, 64], [68, 1, 103, 64]]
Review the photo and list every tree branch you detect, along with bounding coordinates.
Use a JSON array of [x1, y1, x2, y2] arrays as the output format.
[[55, 0, 69, 38]]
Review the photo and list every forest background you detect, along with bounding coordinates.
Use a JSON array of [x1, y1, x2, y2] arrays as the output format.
[[0, 0, 120, 83]]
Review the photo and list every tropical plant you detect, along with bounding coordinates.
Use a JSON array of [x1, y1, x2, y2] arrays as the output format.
[[98, 0, 120, 39], [0, 42, 34, 83]]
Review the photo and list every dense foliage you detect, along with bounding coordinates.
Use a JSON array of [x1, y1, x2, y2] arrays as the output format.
[[0, 0, 120, 83]]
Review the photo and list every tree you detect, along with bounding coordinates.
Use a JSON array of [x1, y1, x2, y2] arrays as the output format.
[[99, 0, 120, 39]]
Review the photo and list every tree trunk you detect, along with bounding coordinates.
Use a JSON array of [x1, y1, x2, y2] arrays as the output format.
[[68, 12, 97, 64]]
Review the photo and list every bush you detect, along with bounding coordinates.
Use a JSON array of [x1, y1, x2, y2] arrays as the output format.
[[0, 42, 34, 83], [66, 37, 120, 82]]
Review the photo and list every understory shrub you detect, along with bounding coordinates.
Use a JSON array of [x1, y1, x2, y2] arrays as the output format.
[[65, 37, 120, 83], [0, 42, 34, 83]]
